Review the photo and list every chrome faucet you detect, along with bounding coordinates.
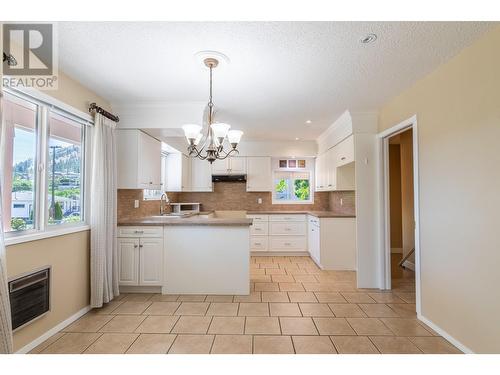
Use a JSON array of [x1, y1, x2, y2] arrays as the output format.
[[160, 192, 170, 215]]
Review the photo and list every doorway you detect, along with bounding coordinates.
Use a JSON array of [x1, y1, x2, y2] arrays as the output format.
[[387, 129, 415, 283], [379, 115, 421, 315]]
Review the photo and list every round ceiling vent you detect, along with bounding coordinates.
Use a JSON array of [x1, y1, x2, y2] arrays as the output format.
[[360, 33, 378, 44]]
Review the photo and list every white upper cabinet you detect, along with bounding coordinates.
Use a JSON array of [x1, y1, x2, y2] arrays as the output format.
[[229, 156, 247, 174], [211, 156, 247, 175], [335, 135, 354, 167], [164, 153, 191, 192], [314, 134, 355, 192], [211, 158, 229, 174], [117, 130, 162, 189], [190, 157, 213, 192], [246, 157, 272, 192]]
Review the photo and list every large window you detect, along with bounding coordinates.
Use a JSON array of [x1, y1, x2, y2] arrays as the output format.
[[273, 171, 312, 204], [47, 113, 84, 225], [1, 91, 89, 235], [2, 97, 38, 232]]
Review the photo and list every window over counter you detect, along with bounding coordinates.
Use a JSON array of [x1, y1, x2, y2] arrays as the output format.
[[273, 171, 312, 204], [1, 90, 91, 237]]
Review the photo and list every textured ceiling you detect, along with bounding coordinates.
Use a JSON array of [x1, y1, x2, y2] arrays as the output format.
[[57, 22, 494, 140]]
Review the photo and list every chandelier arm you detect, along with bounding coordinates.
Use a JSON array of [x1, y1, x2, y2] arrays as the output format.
[[216, 148, 239, 160]]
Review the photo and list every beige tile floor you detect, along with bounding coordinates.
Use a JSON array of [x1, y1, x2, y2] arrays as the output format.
[[30, 256, 461, 354]]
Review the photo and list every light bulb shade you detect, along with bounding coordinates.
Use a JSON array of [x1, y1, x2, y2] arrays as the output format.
[[182, 124, 202, 141], [210, 122, 231, 139], [227, 130, 243, 144], [194, 133, 203, 146]]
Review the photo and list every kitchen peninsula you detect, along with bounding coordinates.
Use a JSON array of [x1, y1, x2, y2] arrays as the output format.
[[118, 212, 253, 295]]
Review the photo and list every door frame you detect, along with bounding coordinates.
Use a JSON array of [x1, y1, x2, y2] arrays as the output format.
[[377, 115, 421, 316]]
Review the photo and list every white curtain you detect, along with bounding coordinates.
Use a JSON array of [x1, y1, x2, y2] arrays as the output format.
[[0, 92, 14, 353], [90, 113, 119, 308]]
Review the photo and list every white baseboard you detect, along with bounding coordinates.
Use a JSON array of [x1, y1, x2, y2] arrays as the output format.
[[15, 305, 91, 354], [402, 260, 415, 271], [417, 314, 473, 354], [391, 247, 403, 254]]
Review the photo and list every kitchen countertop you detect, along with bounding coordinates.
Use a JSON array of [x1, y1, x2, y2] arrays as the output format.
[[246, 210, 356, 218], [118, 212, 253, 227]]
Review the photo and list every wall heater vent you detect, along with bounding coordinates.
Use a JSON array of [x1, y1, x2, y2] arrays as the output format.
[[9, 267, 50, 331]]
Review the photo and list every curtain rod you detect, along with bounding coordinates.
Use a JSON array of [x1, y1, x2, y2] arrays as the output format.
[[89, 102, 120, 123]]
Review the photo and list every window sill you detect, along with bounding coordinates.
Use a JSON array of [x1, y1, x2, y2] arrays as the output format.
[[4, 224, 90, 246], [271, 200, 314, 205]]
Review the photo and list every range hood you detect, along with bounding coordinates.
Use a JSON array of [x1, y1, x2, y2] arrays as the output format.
[[212, 174, 247, 182]]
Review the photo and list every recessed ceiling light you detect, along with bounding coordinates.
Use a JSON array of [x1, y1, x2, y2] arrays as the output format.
[[295, 137, 300, 141], [360, 33, 377, 44], [305, 120, 312, 124]]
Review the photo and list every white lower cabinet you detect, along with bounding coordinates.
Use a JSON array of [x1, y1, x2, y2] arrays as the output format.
[[307, 215, 356, 270], [118, 238, 140, 285], [247, 214, 307, 253], [118, 226, 163, 287]]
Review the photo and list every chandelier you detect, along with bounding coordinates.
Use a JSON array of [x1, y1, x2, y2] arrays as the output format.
[[182, 57, 243, 163]]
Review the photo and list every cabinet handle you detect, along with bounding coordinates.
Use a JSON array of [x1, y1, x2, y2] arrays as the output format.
[[134, 230, 144, 234], [134, 245, 138, 248], [139, 244, 143, 248], [285, 227, 291, 231], [341, 157, 346, 160], [284, 242, 291, 246], [255, 242, 261, 246]]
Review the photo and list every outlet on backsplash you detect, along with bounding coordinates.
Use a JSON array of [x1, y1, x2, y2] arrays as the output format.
[[134, 200, 139, 208], [257, 198, 262, 204]]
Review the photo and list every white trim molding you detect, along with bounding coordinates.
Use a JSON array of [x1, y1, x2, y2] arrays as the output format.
[[377, 115, 422, 318], [418, 314, 473, 354], [15, 305, 91, 354]]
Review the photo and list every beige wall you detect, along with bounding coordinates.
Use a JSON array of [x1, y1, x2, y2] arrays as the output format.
[[6, 231, 90, 351], [379, 26, 500, 353], [2, 58, 110, 350]]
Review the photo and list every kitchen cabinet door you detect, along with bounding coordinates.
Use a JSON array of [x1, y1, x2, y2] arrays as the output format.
[[308, 222, 320, 265], [326, 147, 337, 191], [181, 154, 191, 191], [191, 157, 213, 191], [138, 131, 162, 189], [118, 238, 139, 285], [139, 238, 163, 286], [336, 135, 354, 167], [211, 158, 229, 174], [247, 157, 271, 191], [229, 157, 247, 174]]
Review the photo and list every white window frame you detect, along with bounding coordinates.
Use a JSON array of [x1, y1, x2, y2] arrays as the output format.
[[2, 87, 93, 246], [272, 170, 314, 205]]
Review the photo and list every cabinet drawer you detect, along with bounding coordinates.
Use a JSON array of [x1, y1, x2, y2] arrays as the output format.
[[270, 222, 306, 235], [250, 236, 269, 251], [118, 226, 163, 238], [269, 236, 307, 251], [250, 222, 269, 236], [269, 214, 306, 222], [247, 214, 269, 222]]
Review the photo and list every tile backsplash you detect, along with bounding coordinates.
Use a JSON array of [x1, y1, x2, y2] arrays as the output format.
[[117, 183, 355, 220]]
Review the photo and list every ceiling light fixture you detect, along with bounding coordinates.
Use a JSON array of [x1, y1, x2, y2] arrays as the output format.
[[305, 120, 312, 124], [182, 57, 243, 163], [360, 33, 377, 44], [295, 137, 300, 141]]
